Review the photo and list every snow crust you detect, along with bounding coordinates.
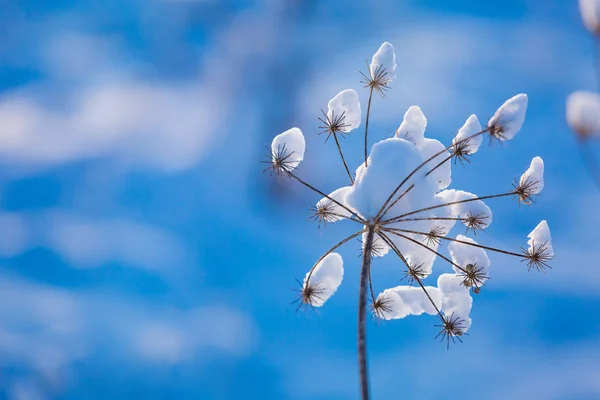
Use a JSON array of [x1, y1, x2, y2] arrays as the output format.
[[452, 114, 483, 155], [448, 234, 491, 284], [375, 285, 441, 320], [271, 127, 305, 171], [527, 220, 553, 258], [579, 0, 600, 35], [566, 91, 600, 138], [327, 89, 361, 132], [303, 253, 344, 307], [369, 42, 396, 81], [438, 273, 473, 331], [488, 94, 528, 140], [520, 156, 544, 195]]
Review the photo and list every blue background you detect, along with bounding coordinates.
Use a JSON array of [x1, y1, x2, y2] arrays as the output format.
[[0, 0, 599, 399]]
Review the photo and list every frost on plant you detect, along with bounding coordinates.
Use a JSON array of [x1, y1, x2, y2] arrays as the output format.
[[568, 3, 600, 189], [579, 0, 600, 36], [263, 42, 553, 399], [567, 91, 600, 139]]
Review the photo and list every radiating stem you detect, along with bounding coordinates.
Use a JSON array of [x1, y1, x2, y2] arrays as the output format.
[[364, 87, 374, 167], [385, 227, 523, 258], [288, 171, 366, 224], [383, 191, 514, 225], [378, 232, 444, 318], [376, 129, 489, 220], [358, 226, 374, 400], [305, 229, 366, 285], [333, 132, 354, 185]]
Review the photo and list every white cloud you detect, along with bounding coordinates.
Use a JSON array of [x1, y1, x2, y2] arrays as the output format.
[[41, 211, 190, 272], [0, 275, 259, 392]]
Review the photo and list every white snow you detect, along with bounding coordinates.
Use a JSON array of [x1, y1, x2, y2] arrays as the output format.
[[566, 91, 600, 138], [271, 127, 305, 171], [327, 89, 361, 132], [519, 156, 544, 195], [396, 106, 428, 146], [437, 189, 492, 231], [527, 220, 553, 258], [375, 285, 441, 320], [579, 0, 600, 35], [370, 42, 396, 81], [452, 114, 483, 155], [316, 186, 355, 223], [396, 106, 451, 189], [303, 253, 344, 307], [438, 273, 473, 331], [448, 235, 491, 283], [488, 94, 528, 140]]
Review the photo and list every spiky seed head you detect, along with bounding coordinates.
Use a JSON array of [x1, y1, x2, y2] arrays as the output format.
[[458, 263, 488, 292], [292, 279, 327, 313], [318, 109, 350, 142], [434, 314, 467, 349], [464, 212, 489, 235], [371, 294, 394, 320], [309, 202, 337, 229], [512, 177, 539, 206], [488, 121, 507, 143], [360, 63, 392, 97], [520, 240, 552, 272], [451, 140, 472, 165], [401, 263, 428, 286], [424, 226, 445, 247], [261, 144, 296, 178]]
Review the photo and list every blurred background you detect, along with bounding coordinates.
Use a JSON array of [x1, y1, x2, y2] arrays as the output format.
[[0, 0, 598, 399]]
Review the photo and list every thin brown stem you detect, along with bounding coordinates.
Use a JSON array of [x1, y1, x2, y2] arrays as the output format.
[[383, 191, 514, 225], [364, 86, 374, 168], [425, 155, 452, 177], [288, 171, 366, 224], [385, 227, 523, 258], [381, 184, 415, 216], [305, 229, 367, 285], [376, 128, 489, 221], [358, 227, 374, 400], [333, 132, 354, 185]]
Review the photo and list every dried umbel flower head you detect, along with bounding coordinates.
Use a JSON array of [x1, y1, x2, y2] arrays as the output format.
[[579, 0, 600, 36], [262, 42, 552, 400], [567, 91, 600, 139]]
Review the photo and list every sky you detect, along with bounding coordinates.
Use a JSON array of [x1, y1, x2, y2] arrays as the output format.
[[0, 0, 599, 399]]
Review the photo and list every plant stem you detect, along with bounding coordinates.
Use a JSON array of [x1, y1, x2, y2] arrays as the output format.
[[333, 132, 354, 185], [358, 226, 374, 400], [364, 87, 374, 167]]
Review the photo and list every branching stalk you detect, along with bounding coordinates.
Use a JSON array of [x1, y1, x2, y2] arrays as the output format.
[[358, 227, 374, 400]]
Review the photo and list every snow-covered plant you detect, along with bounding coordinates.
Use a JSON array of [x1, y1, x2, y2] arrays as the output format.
[[263, 42, 553, 400], [567, 1, 600, 189]]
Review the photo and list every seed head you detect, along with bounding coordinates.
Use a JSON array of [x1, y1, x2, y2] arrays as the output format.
[[318, 109, 350, 142], [434, 314, 467, 349], [464, 212, 489, 235], [513, 177, 539, 206], [520, 240, 552, 272], [423, 226, 445, 247], [360, 63, 392, 97], [261, 144, 296, 178], [401, 263, 428, 286], [457, 263, 488, 293]]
